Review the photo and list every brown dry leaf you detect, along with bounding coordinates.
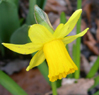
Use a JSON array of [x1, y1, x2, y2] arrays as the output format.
[[48, 12, 59, 25], [53, 18, 60, 29], [82, 0, 99, 28], [96, 28, 99, 42], [81, 54, 91, 74], [45, 0, 66, 14], [81, 19, 87, 31], [83, 31, 99, 55], [65, 0, 73, 12], [45, 78, 94, 95], [96, 19, 99, 41], [82, 20, 99, 55], [83, 2, 92, 28]]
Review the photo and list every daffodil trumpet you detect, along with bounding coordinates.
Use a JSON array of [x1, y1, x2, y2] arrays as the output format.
[[2, 9, 89, 82]]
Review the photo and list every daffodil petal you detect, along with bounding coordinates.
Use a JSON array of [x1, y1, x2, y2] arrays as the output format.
[[2, 43, 42, 54], [62, 28, 89, 44], [54, 9, 82, 38], [28, 24, 54, 44], [53, 24, 64, 38], [26, 49, 45, 71]]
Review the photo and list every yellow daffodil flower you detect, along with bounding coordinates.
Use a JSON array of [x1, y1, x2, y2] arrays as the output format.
[[2, 9, 89, 82]]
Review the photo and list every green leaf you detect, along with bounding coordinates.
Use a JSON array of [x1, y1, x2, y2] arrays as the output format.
[[5, 0, 19, 6], [10, 24, 29, 44], [0, 0, 19, 4], [86, 56, 99, 78], [0, 70, 28, 95], [26, 0, 47, 25], [93, 91, 99, 95], [37, 0, 47, 9], [60, 12, 66, 24], [11, 0, 19, 6], [26, 0, 36, 25], [0, 39, 4, 56], [0, 0, 20, 53]]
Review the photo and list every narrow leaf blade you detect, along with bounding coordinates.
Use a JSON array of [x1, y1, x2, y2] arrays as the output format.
[[0, 70, 27, 95], [26, 0, 36, 25], [86, 56, 99, 78], [60, 12, 66, 24]]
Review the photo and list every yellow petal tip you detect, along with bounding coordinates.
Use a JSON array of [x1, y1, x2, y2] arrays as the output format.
[[77, 9, 82, 12], [79, 9, 82, 11], [75, 9, 82, 15], [2, 43, 6, 46], [87, 27, 89, 30], [26, 66, 30, 71]]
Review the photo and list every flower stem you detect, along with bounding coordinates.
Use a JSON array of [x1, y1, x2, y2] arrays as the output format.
[[74, 0, 82, 79], [51, 82, 57, 95]]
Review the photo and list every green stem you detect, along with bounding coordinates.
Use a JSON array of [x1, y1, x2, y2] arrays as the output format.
[[51, 82, 57, 95], [74, 0, 82, 79]]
